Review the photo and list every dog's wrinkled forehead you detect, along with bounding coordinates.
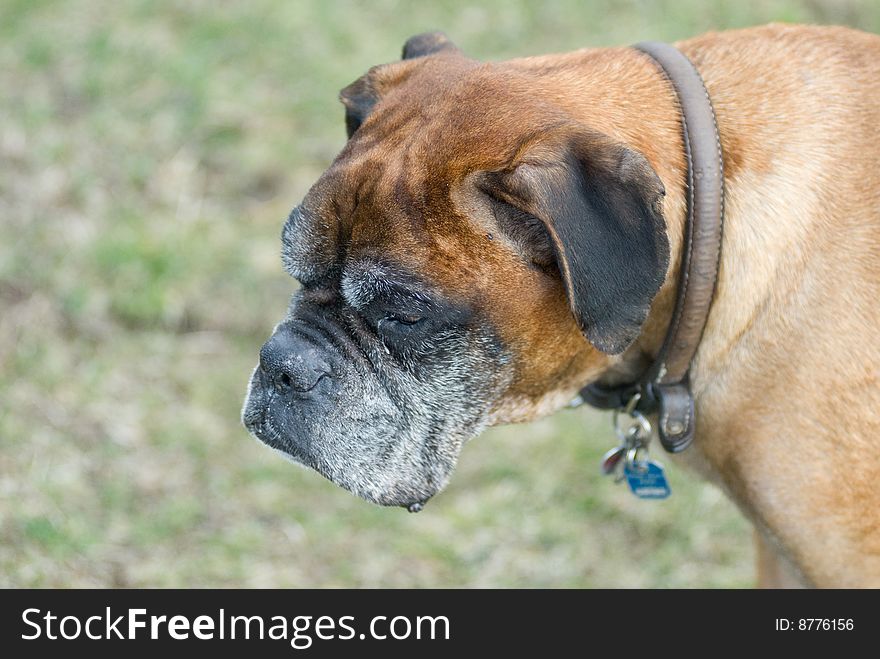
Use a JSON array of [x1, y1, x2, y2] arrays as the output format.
[[280, 168, 419, 289], [280, 190, 438, 308]]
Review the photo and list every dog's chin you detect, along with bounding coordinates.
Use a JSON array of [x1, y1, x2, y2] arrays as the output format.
[[324, 469, 442, 510], [243, 409, 446, 510]]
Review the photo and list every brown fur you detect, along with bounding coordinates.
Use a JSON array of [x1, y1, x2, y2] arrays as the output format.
[[327, 24, 880, 586]]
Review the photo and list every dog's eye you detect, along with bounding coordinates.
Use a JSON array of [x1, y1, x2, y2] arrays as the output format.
[[384, 314, 423, 326], [378, 314, 424, 334]]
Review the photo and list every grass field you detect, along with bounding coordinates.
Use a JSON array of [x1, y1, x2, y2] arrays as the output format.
[[2, 0, 878, 588]]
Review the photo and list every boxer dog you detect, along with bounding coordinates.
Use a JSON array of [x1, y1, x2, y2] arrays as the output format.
[[243, 25, 880, 587]]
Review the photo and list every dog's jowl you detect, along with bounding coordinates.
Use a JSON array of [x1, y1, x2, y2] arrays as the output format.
[[243, 25, 880, 587]]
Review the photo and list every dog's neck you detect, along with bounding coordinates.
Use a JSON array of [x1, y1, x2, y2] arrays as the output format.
[[519, 45, 806, 437], [517, 48, 694, 383], [541, 47, 749, 418], [569, 42, 812, 456]]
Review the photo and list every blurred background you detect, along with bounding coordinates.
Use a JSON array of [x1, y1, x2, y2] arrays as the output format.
[[2, 0, 877, 588]]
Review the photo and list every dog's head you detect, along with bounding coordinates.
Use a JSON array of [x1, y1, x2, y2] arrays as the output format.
[[242, 33, 670, 509]]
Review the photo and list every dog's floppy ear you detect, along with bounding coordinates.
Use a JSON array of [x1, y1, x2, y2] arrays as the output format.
[[339, 33, 460, 139], [402, 31, 459, 59], [339, 76, 377, 139], [481, 127, 670, 354]]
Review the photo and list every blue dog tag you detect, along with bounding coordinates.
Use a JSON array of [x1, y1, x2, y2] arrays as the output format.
[[623, 461, 671, 499]]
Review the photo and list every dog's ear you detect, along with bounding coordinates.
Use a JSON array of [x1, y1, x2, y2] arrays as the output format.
[[340, 33, 460, 139], [402, 31, 459, 59], [480, 127, 670, 354], [339, 76, 376, 139]]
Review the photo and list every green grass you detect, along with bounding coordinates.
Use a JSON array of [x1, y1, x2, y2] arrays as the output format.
[[2, 0, 877, 588]]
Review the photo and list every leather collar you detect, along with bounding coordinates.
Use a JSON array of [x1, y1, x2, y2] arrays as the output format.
[[580, 41, 725, 453]]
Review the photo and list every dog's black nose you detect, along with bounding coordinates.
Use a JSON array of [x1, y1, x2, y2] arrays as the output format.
[[259, 328, 331, 393]]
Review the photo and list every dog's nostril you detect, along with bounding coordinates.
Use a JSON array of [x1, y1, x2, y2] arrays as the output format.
[[259, 330, 331, 394]]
